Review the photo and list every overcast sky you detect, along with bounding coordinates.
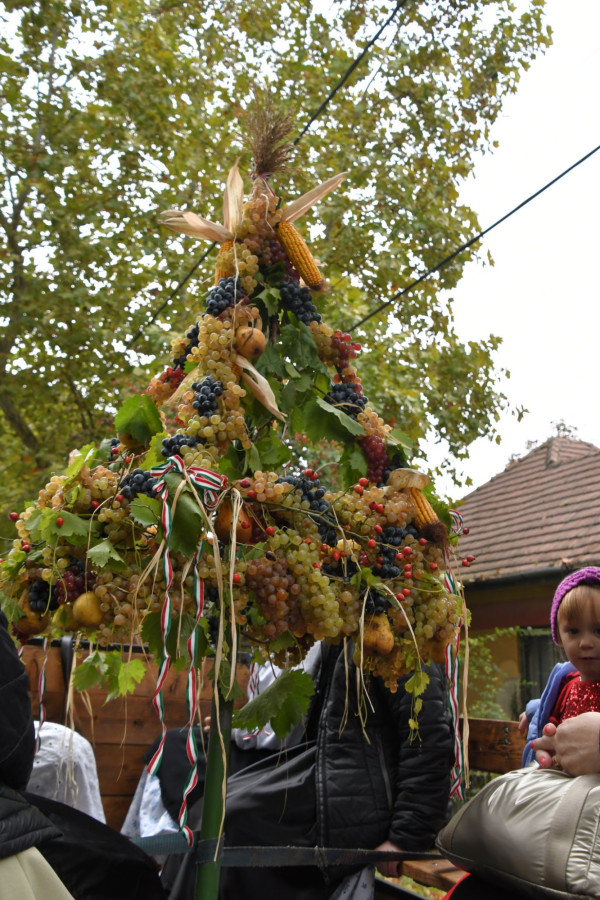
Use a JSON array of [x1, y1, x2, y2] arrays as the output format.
[[421, 0, 600, 502]]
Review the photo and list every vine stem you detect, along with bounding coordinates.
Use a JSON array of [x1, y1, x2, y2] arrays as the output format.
[[195, 684, 234, 900]]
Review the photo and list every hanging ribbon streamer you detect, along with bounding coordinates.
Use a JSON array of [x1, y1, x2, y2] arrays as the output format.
[[144, 454, 227, 844], [449, 509, 464, 536], [36, 636, 50, 753], [444, 568, 465, 799]]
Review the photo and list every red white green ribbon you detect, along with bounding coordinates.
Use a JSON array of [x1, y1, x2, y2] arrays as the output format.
[[443, 567, 464, 799], [145, 454, 226, 843], [36, 637, 49, 753], [449, 509, 464, 535]]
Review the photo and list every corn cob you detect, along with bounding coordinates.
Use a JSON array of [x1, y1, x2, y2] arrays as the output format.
[[410, 487, 440, 529], [276, 221, 326, 291], [410, 487, 448, 545], [214, 240, 235, 284]]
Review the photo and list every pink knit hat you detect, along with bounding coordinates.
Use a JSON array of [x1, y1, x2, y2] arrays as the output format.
[[551, 566, 600, 643]]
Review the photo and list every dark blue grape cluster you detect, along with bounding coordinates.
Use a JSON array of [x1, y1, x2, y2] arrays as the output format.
[[372, 524, 419, 579], [323, 382, 368, 419], [119, 468, 159, 501], [29, 580, 58, 612], [161, 433, 203, 458], [192, 376, 224, 416], [172, 321, 200, 370], [109, 437, 120, 459], [279, 278, 322, 325], [277, 473, 329, 514], [380, 453, 409, 488], [364, 589, 390, 615], [205, 276, 244, 316]]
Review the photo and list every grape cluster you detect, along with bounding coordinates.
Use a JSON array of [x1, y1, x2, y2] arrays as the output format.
[[359, 434, 389, 485], [323, 382, 368, 419], [279, 279, 322, 325], [191, 376, 224, 416], [205, 277, 244, 316], [365, 589, 390, 615], [277, 473, 330, 515], [119, 469, 159, 501], [55, 560, 95, 605], [172, 321, 200, 369], [28, 580, 58, 613], [372, 525, 412, 579], [162, 433, 203, 458]]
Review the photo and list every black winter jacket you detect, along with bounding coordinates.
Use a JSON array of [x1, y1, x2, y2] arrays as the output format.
[[0, 610, 61, 860], [312, 642, 453, 852]]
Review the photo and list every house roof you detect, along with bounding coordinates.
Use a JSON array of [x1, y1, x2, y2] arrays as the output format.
[[456, 437, 600, 584]]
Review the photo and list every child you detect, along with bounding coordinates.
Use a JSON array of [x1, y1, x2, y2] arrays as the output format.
[[520, 566, 600, 767]]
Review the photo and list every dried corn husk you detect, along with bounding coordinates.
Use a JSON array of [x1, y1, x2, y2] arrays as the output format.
[[235, 354, 286, 422]]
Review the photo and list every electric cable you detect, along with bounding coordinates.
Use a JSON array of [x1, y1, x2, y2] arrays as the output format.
[[349, 142, 600, 333], [128, 2, 409, 347]]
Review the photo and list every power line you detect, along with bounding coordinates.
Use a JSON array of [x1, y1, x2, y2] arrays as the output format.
[[349, 143, 600, 333], [129, 3, 408, 347], [293, 0, 410, 145]]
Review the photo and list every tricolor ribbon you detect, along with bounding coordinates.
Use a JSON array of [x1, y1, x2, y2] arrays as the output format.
[[449, 509, 464, 536], [36, 637, 49, 753], [144, 455, 227, 844], [443, 567, 466, 798]]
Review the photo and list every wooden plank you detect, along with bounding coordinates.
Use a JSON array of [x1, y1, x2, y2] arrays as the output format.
[[463, 717, 525, 772], [103, 794, 135, 833], [400, 857, 464, 892]]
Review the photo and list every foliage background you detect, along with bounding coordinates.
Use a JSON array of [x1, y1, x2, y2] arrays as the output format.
[[0, 0, 550, 533]]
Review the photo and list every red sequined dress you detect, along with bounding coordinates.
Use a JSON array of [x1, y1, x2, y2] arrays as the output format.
[[549, 671, 600, 725]]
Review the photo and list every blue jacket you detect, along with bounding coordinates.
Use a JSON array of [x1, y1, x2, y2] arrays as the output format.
[[521, 661, 577, 765]]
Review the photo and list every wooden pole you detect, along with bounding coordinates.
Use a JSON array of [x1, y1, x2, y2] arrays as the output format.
[[195, 685, 233, 900]]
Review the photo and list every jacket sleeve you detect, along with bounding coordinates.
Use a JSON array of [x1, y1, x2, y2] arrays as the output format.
[[385, 663, 454, 850], [0, 611, 35, 788]]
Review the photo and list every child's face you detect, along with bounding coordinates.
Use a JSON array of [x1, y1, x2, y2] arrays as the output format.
[[557, 596, 600, 682]]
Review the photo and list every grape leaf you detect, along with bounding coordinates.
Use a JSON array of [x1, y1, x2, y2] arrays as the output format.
[[279, 320, 327, 372], [112, 659, 146, 700], [87, 539, 125, 569], [114, 395, 163, 446], [340, 442, 368, 485], [141, 431, 169, 470], [141, 612, 164, 662], [254, 430, 292, 468], [0, 591, 24, 622], [65, 443, 99, 483], [129, 495, 161, 528], [232, 668, 314, 738], [245, 443, 262, 473], [303, 398, 365, 444], [164, 473, 206, 557], [39, 509, 95, 546], [405, 670, 430, 697]]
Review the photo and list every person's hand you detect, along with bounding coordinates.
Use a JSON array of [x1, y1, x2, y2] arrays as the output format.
[[518, 711, 529, 736], [203, 715, 211, 733], [531, 713, 600, 775], [375, 839, 404, 878]]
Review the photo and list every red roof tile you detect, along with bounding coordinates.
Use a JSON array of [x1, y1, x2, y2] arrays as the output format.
[[456, 437, 600, 583]]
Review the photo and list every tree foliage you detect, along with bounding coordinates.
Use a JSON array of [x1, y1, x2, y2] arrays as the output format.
[[0, 0, 551, 522]]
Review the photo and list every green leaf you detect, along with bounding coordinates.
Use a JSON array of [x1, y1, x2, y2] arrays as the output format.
[[279, 322, 327, 372], [114, 395, 163, 446], [302, 398, 365, 444], [219, 444, 247, 480], [405, 670, 430, 697], [141, 612, 165, 663], [245, 443, 262, 473], [87, 538, 126, 570], [142, 431, 169, 469], [65, 443, 99, 482], [164, 473, 206, 557], [0, 592, 24, 622], [254, 430, 292, 468], [129, 495, 161, 528], [40, 509, 95, 547], [232, 668, 314, 738], [340, 442, 368, 485], [112, 659, 146, 700], [255, 285, 281, 317]]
